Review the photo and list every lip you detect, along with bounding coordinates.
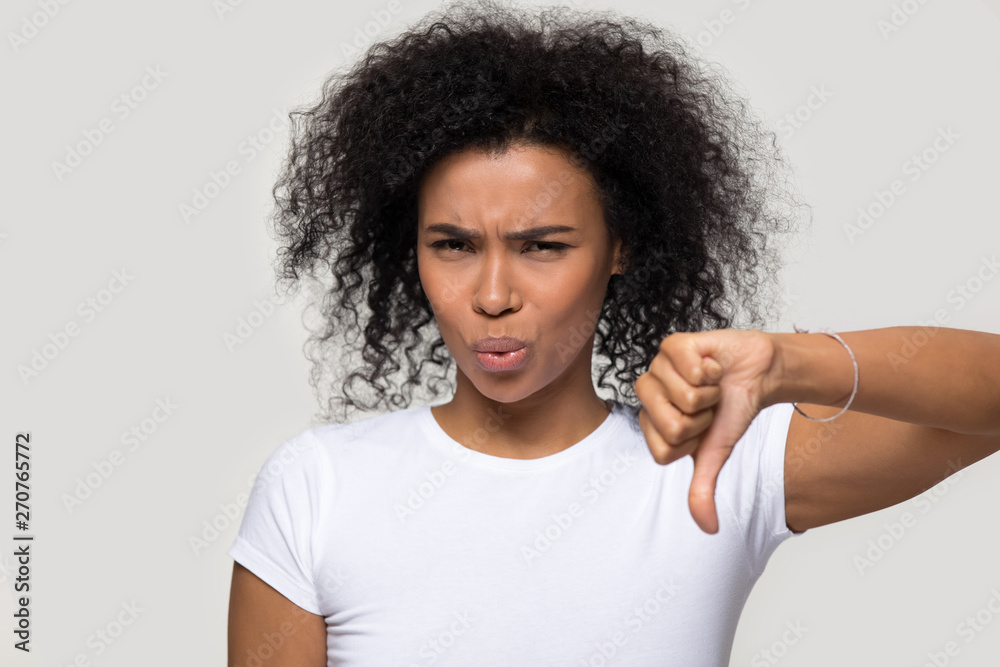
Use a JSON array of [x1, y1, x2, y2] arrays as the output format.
[[474, 347, 530, 372], [472, 335, 528, 353], [472, 336, 530, 372]]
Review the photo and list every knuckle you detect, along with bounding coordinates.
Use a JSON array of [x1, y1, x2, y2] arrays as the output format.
[[648, 354, 662, 375], [665, 421, 683, 443]]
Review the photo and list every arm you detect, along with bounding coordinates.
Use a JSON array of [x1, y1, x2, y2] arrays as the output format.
[[763, 326, 1000, 533], [228, 562, 327, 667]]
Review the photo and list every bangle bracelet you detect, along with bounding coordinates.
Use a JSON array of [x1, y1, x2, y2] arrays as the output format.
[[789, 325, 859, 422]]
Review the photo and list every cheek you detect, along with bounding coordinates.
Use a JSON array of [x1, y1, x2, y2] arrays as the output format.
[[420, 280, 468, 348], [538, 267, 605, 348], [417, 254, 451, 314], [540, 259, 605, 304], [535, 293, 584, 339]]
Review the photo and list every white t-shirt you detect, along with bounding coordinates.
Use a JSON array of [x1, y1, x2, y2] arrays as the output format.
[[228, 399, 803, 666]]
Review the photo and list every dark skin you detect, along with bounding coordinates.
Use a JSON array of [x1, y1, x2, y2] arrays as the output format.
[[229, 141, 623, 661], [228, 139, 1000, 658], [228, 562, 326, 666], [634, 326, 1000, 534], [416, 141, 624, 459]]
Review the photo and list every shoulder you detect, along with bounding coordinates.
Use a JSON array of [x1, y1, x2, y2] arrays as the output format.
[[307, 404, 428, 457], [311, 404, 423, 442], [727, 401, 795, 470], [716, 402, 798, 537], [259, 405, 429, 481], [246, 406, 428, 505]]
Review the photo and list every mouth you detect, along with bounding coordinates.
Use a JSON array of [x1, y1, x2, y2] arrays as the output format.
[[472, 335, 528, 353], [471, 335, 530, 372], [473, 346, 530, 372]]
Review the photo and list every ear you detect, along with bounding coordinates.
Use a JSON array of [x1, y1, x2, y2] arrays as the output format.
[[611, 236, 625, 276]]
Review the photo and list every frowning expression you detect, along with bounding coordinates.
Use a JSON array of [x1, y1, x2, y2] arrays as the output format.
[[416, 141, 623, 403]]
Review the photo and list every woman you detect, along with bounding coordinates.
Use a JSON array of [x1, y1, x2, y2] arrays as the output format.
[[227, 1, 1000, 664]]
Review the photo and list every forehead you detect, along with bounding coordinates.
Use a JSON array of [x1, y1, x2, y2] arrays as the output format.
[[417, 143, 600, 226]]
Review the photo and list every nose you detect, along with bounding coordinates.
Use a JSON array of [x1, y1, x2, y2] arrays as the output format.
[[473, 248, 521, 316]]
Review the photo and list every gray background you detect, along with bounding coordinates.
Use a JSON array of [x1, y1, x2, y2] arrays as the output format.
[[2, 0, 999, 665]]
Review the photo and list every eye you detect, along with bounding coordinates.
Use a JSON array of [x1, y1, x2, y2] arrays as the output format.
[[430, 239, 468, 252], [526, 242, 568, 253], [428, 240, 568, 254]]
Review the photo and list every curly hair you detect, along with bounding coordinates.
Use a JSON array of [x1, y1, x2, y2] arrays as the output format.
[[269, 0, 810, 423]]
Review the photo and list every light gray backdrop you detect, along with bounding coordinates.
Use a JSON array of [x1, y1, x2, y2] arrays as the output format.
[[2, 0, 999, 665]]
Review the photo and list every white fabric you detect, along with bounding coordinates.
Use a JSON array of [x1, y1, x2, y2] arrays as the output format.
[[228, 399, 802, 666]]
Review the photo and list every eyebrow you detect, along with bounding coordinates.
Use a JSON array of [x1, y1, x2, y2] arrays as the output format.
[[424, 223, 578, 241]]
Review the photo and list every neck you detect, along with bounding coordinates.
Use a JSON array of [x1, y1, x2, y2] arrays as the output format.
[[430, 371, 613, 460]]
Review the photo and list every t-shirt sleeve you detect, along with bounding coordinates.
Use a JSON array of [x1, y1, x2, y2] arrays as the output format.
[[717, 401, 803, 578], [228, 429, 324, 615]]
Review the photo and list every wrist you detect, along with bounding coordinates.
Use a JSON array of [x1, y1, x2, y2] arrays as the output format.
[[761, 331, 856, 409]]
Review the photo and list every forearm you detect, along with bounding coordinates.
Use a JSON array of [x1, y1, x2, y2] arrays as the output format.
[[763, 326, 1000, 436]]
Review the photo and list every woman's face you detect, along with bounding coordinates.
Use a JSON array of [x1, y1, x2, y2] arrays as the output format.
[[416, 142, 623, 404]]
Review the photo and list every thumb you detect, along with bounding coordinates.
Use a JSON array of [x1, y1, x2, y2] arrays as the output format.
[[701, 356, 723, 384], [688, 332, 728, 386], [687, 385, 758, 534], [688, 443, 728, 534]]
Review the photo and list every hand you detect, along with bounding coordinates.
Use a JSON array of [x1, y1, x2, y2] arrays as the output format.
[[634, 329, 780, 534]]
